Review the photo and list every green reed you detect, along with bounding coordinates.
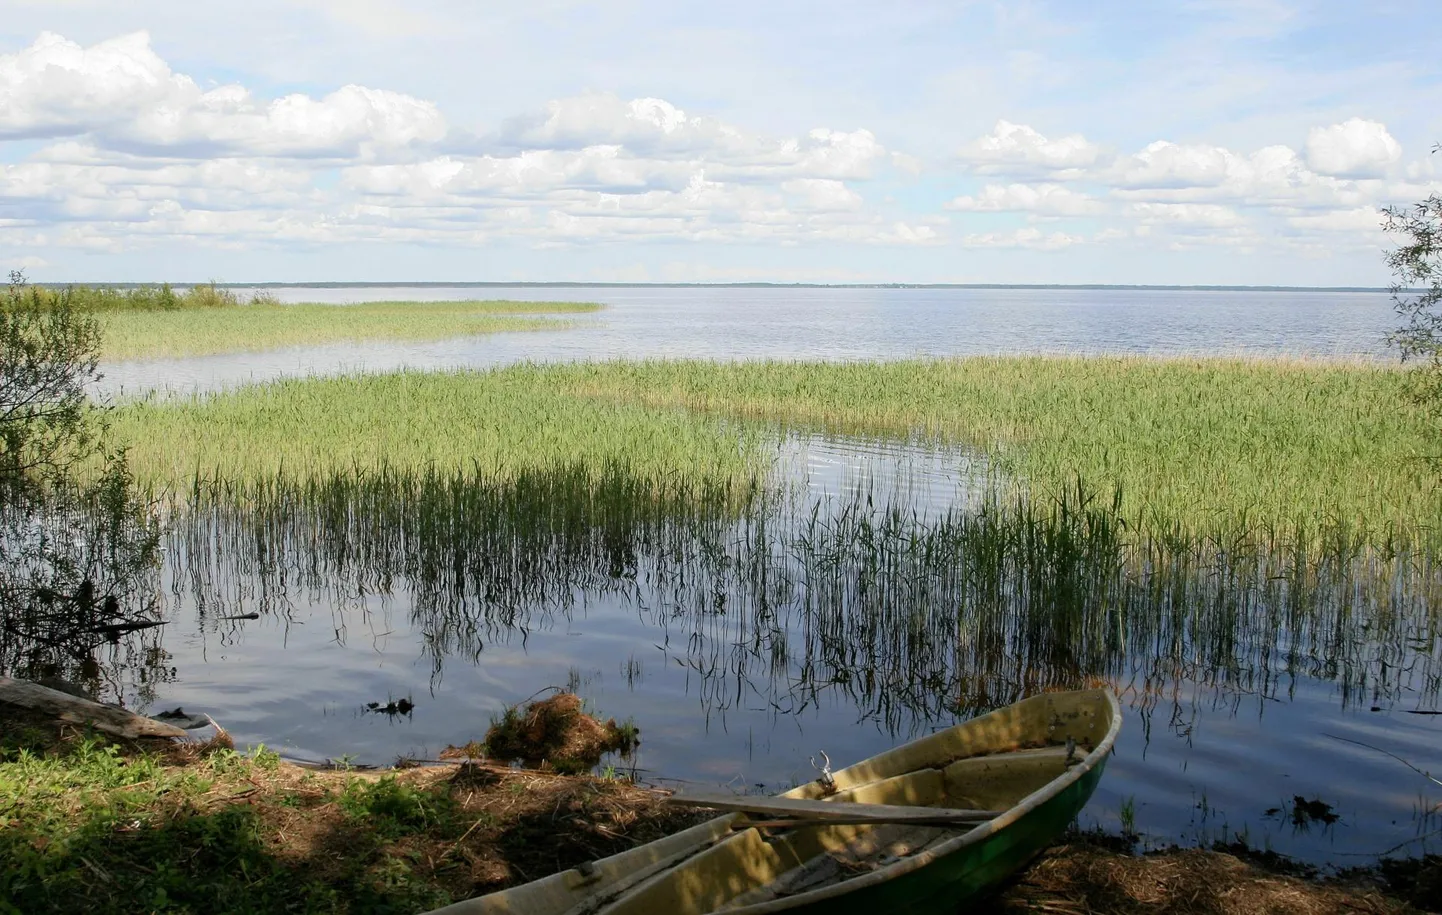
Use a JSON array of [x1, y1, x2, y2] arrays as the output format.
[[98, 298, 601, 361], [543, 357, 1440, 549], [17, 282, 261, 313], [114, 357, 1439, 549], [171, 462, 766, 660], [112, 367, 764, 492], [165, 461, 1441, 734]]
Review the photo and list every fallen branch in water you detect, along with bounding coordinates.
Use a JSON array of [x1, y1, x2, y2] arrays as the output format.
[[86, 620, 168, 635], [1322, 732, 1441, 789]]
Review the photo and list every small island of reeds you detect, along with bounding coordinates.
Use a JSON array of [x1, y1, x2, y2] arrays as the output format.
[[17, 283, 602, 360]]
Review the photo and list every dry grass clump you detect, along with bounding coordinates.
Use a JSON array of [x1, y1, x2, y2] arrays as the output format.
[[994, 842, 1428, 915], [482, 692, 638, 774]]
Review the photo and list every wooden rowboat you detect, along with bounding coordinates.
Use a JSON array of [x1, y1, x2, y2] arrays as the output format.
[[427, 688, 1122, 915]]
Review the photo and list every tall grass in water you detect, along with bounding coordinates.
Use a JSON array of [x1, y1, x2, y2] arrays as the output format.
[[174, 464, 765, 651], [115, 359, 1439, 549], [98, 298, 602, 361], [112, 358, 1441, 730], [18, 282, 268, 312], [113, 368, 764, 491], [166, 465, 1441, 732], [545, 357, 1440, 550]]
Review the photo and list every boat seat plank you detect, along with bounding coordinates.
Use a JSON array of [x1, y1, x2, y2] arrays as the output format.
[[944, 745, 1076, 811], [664, 791, 1000, 826]]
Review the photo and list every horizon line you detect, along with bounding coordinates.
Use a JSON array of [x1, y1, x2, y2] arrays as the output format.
[[32, 281, 1398, 293]]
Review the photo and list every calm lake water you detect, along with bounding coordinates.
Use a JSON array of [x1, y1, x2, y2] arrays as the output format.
[[94, 286, 1440, 867], [100, 285, 1394, 395]]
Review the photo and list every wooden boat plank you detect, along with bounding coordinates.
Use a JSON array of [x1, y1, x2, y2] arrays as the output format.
[[943, 745, 1075, 811], [664, 792, 1000, 825]]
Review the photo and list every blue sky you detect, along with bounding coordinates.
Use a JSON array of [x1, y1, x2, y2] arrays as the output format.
[[1, 1, 1438, 284]]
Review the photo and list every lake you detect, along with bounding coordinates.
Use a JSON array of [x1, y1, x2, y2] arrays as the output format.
[[95, 286, 1441, 866], [100, 285, 1394, 395]]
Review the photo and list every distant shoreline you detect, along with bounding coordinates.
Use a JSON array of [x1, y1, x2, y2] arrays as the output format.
[[34, 281, 1400, 293]]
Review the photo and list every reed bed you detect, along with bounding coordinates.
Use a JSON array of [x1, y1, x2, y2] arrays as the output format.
[[98, 298, 601, 361], [112, 357, 1439, 548], [544, 357, 1440, 548], [167, 470, 1442, 732], [110, 367, 764, 495], [86, 355, 1442, 731], [20, 282, 263, 312]]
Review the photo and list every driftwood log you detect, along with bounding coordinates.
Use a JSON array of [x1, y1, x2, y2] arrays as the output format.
[[0, 676, 186, 740]]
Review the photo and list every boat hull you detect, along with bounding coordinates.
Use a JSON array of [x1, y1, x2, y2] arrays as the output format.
[[753, 756, 1106, 914], [426, 688, 1121, 915]]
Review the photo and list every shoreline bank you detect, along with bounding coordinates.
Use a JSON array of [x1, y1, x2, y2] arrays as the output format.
[[1, 700, 1436, 914]]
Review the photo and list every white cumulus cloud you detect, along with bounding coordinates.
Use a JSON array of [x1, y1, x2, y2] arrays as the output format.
[[0, 31, 445, 157], [0, 31, 182, 140], [781, 179, 864, 211], [1125, 202, 1244, 228], [1305, 118, 1401, 178], [1113, 141, 1244, 189], [958, 121, 1104, 175], [496, 93, 744, 153], [945, 183, 1101, 215], [960, 227, 1083, 250]]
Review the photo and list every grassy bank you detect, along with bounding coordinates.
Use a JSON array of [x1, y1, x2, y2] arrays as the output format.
[[0, 719, 704, 914], [110, 357, 1438, 546], [98, 299, 602, 361], [0, 722, 1433, 914]]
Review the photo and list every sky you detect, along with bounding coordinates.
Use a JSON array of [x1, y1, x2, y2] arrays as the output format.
[[1, 1, 1439, 285]]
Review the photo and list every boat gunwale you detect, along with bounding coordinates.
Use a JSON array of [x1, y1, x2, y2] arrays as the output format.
[[718, 688, 1124, 914]]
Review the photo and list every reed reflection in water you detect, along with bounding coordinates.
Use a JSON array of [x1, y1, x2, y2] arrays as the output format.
[[157, 435, 1442, 861]]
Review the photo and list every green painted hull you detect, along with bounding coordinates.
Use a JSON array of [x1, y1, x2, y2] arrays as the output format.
[[773, 755, 1106, 914]]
